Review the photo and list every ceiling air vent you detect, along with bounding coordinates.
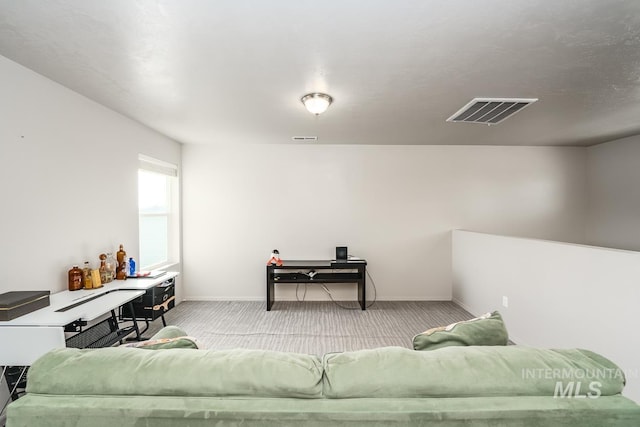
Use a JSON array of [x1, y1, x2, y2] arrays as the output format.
[[446, 98, 538, 125], [292, 136, 318, 141]]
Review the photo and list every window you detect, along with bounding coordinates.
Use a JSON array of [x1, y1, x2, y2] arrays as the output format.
[[138, 155, 179, 270]]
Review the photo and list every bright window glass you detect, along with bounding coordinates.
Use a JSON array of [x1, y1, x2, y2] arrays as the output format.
[[138, 156, 178, 270]]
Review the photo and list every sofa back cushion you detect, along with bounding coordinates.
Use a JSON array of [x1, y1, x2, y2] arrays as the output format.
[[413, 311, 508, 351], [119, 336, 200, 350], [27, 347, 323, 398], [323, 346, 625, 398], [147, 325, 190, 340]]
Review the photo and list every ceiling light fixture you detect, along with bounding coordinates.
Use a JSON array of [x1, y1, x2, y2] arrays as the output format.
[[301, 92, 333, 115]]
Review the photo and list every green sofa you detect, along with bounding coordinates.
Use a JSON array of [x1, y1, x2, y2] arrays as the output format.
[[7, 328, 640, 427]]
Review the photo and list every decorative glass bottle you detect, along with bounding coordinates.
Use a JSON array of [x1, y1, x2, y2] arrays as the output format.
[[68, 265, 83, 291], [105, 252, 117, 283], [116, 244, 127, 280], [82, 261, 93, 289], [99, 253, 108, 283], [128, 257, 136, 277]]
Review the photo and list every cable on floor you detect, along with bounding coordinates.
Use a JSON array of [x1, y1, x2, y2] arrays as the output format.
[[320, 268, 377, 310]]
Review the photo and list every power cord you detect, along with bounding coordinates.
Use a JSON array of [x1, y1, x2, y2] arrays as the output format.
[[295, 282, 308, 302], [289, 267, 378, 309], [366, 268, 378, 308], [320, 268, 377, 310], [285, 270, 310, 302]]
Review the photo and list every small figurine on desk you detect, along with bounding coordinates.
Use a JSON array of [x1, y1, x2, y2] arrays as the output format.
[[266, 249, 283, 266]]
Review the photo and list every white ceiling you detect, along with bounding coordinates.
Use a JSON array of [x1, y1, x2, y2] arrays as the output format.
[[1, 0, 640, 147]]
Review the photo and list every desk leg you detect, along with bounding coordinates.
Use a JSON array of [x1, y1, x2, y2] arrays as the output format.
[[266, 267, 274, 311], [1, 365, 28, 416], [122, 303, 141, 341], [359, 266, 366, 310], [136, 319, 151, 338]]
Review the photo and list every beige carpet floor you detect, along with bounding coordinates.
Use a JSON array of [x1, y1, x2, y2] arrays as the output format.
[[142, 300, 475, 355]]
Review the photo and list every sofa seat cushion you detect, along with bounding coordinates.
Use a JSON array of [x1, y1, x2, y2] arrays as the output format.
[[27, 347, 323, 398], [323, 346, 625, 398]]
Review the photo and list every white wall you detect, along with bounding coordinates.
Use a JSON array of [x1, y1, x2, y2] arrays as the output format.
[[0, 55, 181, 413], [182, 144, 587, 301], [452, 230, 640, 402], [586, 136, 640, 252], [0, 55, 181, 294]]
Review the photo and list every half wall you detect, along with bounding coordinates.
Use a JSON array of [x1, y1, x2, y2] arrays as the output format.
[[452, 230, 640, 402]]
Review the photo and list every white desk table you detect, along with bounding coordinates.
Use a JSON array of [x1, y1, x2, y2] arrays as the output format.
[[0, 272, 178, 366], [0, 272, 179, 418]]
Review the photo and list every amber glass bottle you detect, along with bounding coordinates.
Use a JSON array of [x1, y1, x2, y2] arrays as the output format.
[[68, 265, 83, 291], [116, 244, 127, 280]]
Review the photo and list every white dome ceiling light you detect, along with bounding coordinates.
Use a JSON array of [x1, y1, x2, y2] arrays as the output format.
[[301, 93, 333, 115]]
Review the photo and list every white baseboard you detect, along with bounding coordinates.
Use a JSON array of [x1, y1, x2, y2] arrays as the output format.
[[183, 296, 453, 302], [184, 296, 263, 302], [451, 298, 477, 315]]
